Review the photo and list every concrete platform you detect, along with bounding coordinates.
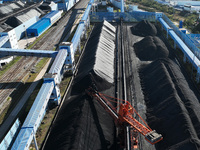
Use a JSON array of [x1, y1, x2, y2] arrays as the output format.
[[18, 37, 36, 49]]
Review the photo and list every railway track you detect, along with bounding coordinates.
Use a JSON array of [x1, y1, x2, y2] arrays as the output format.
[[0, 0, 89, 118], [116, 20, 132, 149], [0, 57, 38, 114]]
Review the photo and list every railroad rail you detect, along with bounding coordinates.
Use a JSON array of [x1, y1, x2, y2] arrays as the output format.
[[0, 0, 90, 147], [0, 0, 89, 116], [116, 19, 132, 149]]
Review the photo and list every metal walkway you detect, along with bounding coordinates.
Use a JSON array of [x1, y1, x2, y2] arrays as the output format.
[[0, 48, 57, 57], [158, 17, 200, 81]]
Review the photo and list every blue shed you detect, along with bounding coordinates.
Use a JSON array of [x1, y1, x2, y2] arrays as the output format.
[[26, 18, 51, 36]]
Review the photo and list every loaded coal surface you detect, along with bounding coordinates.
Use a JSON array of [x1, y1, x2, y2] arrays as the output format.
[[72, 20, 116, 93], [43, 21, 116, 150], [134, 36, 169, 61], [44, 20, 200, 150], [140, 59, 200, 150], [131, 20, 157, 36], [130, 20, 200, 149]]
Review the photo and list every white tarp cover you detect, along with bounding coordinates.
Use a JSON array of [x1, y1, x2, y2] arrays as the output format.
[[73, 20, 116, 92], [16, 9, 42, 23], [17, 1, 25, 7], [0, 2, 23, 14]]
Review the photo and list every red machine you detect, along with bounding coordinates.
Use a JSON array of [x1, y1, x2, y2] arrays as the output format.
[[86, 87, 163, 148]]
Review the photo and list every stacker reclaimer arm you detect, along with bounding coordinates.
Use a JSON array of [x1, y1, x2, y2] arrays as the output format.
[[86, 87, 163, 146]]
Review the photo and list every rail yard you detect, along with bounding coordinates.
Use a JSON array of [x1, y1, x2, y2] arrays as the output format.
[[0, 0, 88, 124]]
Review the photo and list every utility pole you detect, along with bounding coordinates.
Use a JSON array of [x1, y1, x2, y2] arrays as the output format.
[[23, 25, 29, 47]]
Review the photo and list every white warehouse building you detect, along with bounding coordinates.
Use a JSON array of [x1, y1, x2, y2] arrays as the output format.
[[0, 8, 44, 49], [169, 1, 200, 6]]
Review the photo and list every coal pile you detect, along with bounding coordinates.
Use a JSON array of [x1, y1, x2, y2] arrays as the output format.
[[134, 36, 169, 61], [43, 94, 115, 150], [131, 20, 157, 36], [140, 58, 200, 150], [44, 21, 116, 150], [5, 17, 22, 28], [39, 2, 52, 12], [73, 20, 116, 93]]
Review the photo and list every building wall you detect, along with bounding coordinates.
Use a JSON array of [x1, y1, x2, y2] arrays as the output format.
[[1, 40, 11, 48], [58, 2, 68, 10], [6, 16, 39, 49], [57, 0, 75, 11], [0, 33, 8, 36], [14, 16, 39, 40], [27, 18, 51, 36], [67, 0, 75, 11], [8, 29, 18, 49], [173, 1, 200, 6], [110, 0, 121, 10], [50, 3, 58, 11]]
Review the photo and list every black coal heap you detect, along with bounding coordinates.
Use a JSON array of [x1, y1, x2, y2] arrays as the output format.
[[134, 36, 169, 61], [131, 20, 157, 36]]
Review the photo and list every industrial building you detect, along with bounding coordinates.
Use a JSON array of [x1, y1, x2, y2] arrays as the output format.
[[0, 15, 40, 49], [39, 1, 58, 12], [0, 2, 45, 49], [27, 10, 62, 37], [56, 0, 80, 10], [27, 18, 51, 36], [170, 1, 200, 6], [2, 0, 200, 149], [0, 1, 27, 18]]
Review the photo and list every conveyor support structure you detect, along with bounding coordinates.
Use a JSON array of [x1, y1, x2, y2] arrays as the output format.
[[0, 48, 58, 58], [11, 0, 98, 149], [68, 0, 94, 72], [0, 36, 9, 48], [158, 17, 200, 82], [11, 81, 54, 150], [11, 47, 68, 149]]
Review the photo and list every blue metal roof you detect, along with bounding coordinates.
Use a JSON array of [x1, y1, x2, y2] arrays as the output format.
[[82, 4, 92, 21], [48, 49, 68, 74], [169, 30, 200, 70], [71, 0, 94, 52], [186, 34, 200, 47], [27, 18, 51, 36], [158, 17, 200, 71], [11, 1, 96, 149], [42, 11, 60, 19], [0, 36, 9, 48], [72, 22, 84, 51], [154, 0, 169, 5], [23, 81, 54, 131], [27, 18, 50, 30], [0, 119, 20, 150], [11, 128, 33, 150], [0, 48, 58, 57], [158, 17, 171, 31], [12, 81, 54, 150]]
